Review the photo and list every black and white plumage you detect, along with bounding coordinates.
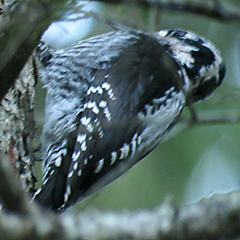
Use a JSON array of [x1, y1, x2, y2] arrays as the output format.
[[34, 28, 225, 211]]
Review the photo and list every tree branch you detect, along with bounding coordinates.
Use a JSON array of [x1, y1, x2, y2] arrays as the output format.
[[94, 0, 240, 23], [0, 0, 68, 101], [2, 170, 240, 240], [1, 154, 240, 240], [2, 147, 240, 240], [62, 191, 240, 240]]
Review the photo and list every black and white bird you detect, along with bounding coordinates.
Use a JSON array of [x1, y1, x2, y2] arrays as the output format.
[[33, 26, 225, 212]]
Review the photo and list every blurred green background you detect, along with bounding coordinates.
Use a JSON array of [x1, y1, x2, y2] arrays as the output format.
[[34, 0, 240, 212]]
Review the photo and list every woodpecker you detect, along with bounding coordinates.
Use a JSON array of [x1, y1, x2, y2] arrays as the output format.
[[34, 27, 225, 211]]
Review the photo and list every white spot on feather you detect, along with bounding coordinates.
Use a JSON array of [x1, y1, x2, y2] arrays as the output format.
[[81, 141, 87, 151], [110, 151, 117, 165], [94, 118, 100, 126], [55, 156, 62, 167], [77, 134, 86, 143], [86, 101, 100, 115], [34, 188, 42, 196], [86, 101, 95, 108], [119, 144, 130, 160], [103, 107, 111, 121], [87, 86, 103, 95], [86, 123, 94, 133], [78, 169, 82, 177], [98, 129, 104, 138], [99, 100, 107, 108], [81, 116, 91, 126], [42, 178, 48, 185], [64, 185, 71, 203], [94, 159, 104, 174], [68, 170, 73, 178], [130, 134, 138, 156], [102, 82, 111, 90], [108, 88, 115, 100], [87, 86, 95, 95], [72, 151, 81, 162], [73, 162, 78, 170], [62, 148, 67, 157], [92, 105, 100, 114]]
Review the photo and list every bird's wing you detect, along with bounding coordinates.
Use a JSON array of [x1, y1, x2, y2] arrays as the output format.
[[62, 32, 185, 210]]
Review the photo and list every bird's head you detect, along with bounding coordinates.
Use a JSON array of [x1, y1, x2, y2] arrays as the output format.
[[156, 29, 225, 105]]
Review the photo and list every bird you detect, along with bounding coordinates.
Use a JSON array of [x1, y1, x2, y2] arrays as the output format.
[[33, 26, 225, 212]]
